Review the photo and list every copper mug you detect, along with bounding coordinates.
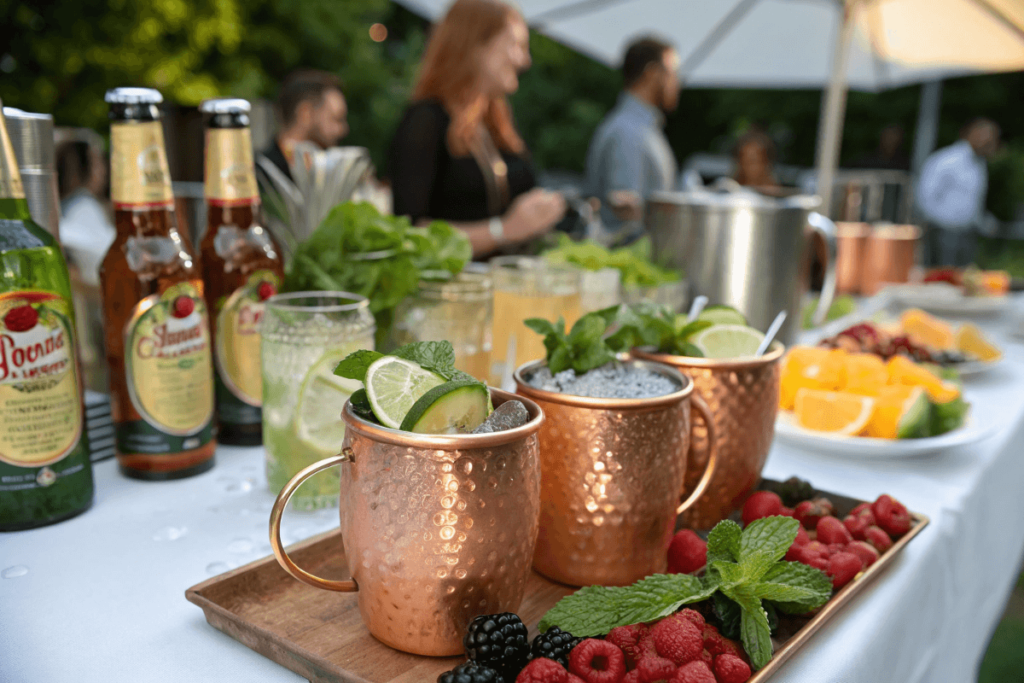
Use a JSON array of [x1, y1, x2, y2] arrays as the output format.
[[862, 223, 921, 295], [835, 222, 870, 294], [632, 345, 783, 530], [269, 390, 544, 657], [514, 360, 718, 587]]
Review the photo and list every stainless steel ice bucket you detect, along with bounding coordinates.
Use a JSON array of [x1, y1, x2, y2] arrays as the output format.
[[3, 107, 60, 239], [645, 191, 837, 344]]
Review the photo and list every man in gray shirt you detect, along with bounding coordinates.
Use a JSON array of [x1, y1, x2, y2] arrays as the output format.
[[586, 37, 680, 243]]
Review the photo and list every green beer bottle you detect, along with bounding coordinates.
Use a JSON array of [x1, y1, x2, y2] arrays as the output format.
[[0, 101, 95, 531]]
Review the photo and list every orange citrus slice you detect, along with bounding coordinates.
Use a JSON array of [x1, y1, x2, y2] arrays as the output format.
[[865, 385, 928, 439], [843, 353, 889, 397], [794, 388, 874, 436], [955, 323, 1001, 362], [900, 309, 955, 350], [886, 355, 960, 403]]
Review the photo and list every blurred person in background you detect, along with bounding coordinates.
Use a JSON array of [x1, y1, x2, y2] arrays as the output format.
[[56, 139, 114, 287], [262, 70, 349, 180], [732, 130, 780, 192], [585, 36, 680, 243], [850, 123, 910, 171], [916, 117, 1000, 267], [389, 0, 564, 259]]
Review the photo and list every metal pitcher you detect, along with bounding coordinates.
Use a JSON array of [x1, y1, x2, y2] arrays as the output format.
[[645, 191, 838, 344]]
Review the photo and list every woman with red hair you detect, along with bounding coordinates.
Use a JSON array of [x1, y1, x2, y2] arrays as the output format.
[[389, 0, 565, 258]]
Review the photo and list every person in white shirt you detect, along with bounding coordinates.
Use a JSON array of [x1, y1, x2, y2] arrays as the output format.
[[56, 140, 116, 287], [915, 118, 1000, 267]]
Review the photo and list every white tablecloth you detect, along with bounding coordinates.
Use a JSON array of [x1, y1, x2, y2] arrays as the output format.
[[4, 299, 1024, 683]]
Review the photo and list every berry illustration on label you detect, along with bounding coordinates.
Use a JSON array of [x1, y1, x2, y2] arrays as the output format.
[[257, 281, 276, 302], [4, 305, 38, 333], [172, 295, 195, 319]]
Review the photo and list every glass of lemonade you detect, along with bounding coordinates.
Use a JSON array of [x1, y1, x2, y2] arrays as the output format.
[[391, 267, 493, 380], [261, 292, 374, 510], [490, 256, 582, 386]]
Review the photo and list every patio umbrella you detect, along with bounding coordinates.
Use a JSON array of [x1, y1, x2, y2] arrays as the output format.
[[396, 0, 1024, 212]]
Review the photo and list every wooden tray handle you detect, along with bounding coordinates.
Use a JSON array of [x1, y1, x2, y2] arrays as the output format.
[[677, 394, 718, 515], [269, 451, 358, 592]]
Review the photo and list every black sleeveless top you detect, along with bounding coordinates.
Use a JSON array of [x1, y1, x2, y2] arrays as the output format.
[[388, 100, 536, 223]]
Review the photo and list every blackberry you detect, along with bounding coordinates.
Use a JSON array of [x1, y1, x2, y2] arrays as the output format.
[[463, 612, 529, 680], [437, 662, 505, 683], [525, 627, 582, 668]]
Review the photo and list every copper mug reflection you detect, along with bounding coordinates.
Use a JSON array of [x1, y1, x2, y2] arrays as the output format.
[[632, 345, 783, 530], [514, 360, 718, 587], [269, 390, 544, 657]]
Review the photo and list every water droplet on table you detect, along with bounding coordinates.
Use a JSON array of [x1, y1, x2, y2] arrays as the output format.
[[2, 565, 28, 579], [227, 538, 254, 554], [206, 562, 230, 575], [153, 526, 188, 541], [226, 479, 254, 494]]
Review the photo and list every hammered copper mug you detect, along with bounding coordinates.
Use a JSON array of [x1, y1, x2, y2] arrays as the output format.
[[269, 390, 544, 657], [632, 344, 783, 530], [514, 360, 718, 587]]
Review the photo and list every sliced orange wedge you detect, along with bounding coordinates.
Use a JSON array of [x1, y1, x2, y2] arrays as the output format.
[[794, 389, 874, 436]]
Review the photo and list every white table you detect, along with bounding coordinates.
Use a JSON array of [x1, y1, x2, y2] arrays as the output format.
[[4, 299, 1024, 683]]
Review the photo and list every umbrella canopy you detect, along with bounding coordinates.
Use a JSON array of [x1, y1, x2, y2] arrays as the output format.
[[398, 0, 1024, 92]]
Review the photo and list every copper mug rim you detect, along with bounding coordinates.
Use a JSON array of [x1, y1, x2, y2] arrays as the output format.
[[631, 342, 785, 370], [513, 358, 694, 409], [342, 388, 545, 447]]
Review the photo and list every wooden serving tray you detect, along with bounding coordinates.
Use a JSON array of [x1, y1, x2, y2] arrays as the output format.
[[186, 482, 928, 683]]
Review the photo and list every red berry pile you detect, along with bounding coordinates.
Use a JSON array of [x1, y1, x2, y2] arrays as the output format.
[[743, 490, 911, 590], [515, 610, 751, 683]]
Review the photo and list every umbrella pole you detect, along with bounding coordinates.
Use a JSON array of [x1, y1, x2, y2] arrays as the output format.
[[814, 1, 859, 217]]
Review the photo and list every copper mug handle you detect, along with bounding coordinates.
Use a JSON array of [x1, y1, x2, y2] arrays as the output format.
[[676, 394, 718, 515], [269, 449, 357, 592]]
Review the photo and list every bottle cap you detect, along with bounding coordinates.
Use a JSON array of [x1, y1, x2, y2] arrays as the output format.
[[105, 88, 164, 105], [200, 98, 251, 114]]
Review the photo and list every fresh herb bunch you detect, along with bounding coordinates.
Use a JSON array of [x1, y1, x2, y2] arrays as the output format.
[[539, 516, 832, 671], [542, 235, 681, 287], [283, 202, 471, 347], [525, 307, 629, 375], [610, 304, 712, 357], [334, 341, 483, 423]]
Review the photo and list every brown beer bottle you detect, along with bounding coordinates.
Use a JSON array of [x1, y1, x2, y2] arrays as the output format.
[[100, 87, 216, 480], [199, 98, 283, 446]]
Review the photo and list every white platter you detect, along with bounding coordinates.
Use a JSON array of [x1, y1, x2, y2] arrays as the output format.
[[890, 284, 1010, 316], [775, 412, 997, 458]]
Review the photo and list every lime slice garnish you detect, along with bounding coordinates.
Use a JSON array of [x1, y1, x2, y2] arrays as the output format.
[[697, 305, 748, 326], [692, 324, 765, 359], [896, 387, 931, 439], [365, 356, 446, 429], [399, 380, 490, 434], [295, 351, 363, 453]]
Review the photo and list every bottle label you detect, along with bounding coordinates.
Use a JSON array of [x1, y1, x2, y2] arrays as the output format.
[[0, 292, 83, 467], [205, 128, 259, 206], [124, 282, 214, 438], [215, 271, 279, 408], [110, 120, 174, 209]]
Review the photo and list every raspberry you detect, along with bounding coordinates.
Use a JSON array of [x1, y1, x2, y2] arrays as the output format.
[[667, 530, 707, 574], [517, 658, 567, 683], [667, 660, 715, 683], [671, 609, 705, 632], [651, 616, 703, 666], [871, 495, 911, 537], [826, 543, 847, 556], [791, 546, 828, 571], [701, 626, 726, 656], [717, 637, 746, 662], [439, 662, 506, 683], [864, 526, 894, 553], [793, 526, 810, 547], [713, 654, 752, 683], [171, 295, 195, 319], [568, 639, 626, 683], [741, 491, 783, 525], [699, 650, 712, 667], [846, 541, 880, 568], [607, 624, 648, 668], [842, 514, 870, 541], [793, 497, 834, 529], [636, 656, 676, 683], [850, 503, 876, 527], [779, 506, 794, 517], [622, 672, 641, 683], [636, 633, 658, 662], [804, 541, 828, 557], [827, 552, 862, 589], [569, 676, 586, 683], [3, 305, 38, 332]]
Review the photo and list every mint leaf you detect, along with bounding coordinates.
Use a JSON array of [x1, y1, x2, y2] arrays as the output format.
[[568, 314, 606, 352], [739, 516, 800, 565], [539, 574, 713, 638], [334, 350, 384, 382], [707, 519, 742, 564], [348, 389, 375, 420], [674, 319, 713, 340], [392, 341, 455, 376], [526, 311, 619, 375], [724, 585, 773, 671], [525, 318, 559, 338], [759, 562, 832, 614], [711, 592, 742, 640], [708, 560, 745, 588]]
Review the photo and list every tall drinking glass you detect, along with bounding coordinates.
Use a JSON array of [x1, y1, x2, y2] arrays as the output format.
[[490, 257, 582, 386], [261, 292, 375, 510]]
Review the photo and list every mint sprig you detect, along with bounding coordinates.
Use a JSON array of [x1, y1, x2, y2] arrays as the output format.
[[525, 307, 625, 375], [539, 515, 832, 671], [614, 304, 713, 357]]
